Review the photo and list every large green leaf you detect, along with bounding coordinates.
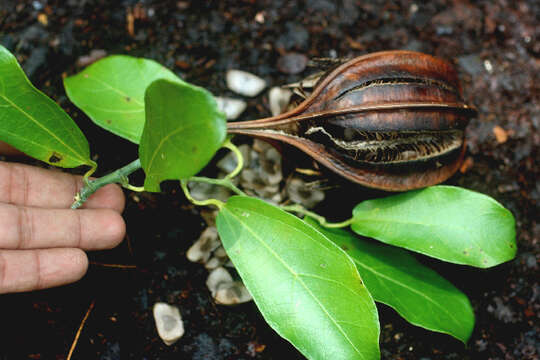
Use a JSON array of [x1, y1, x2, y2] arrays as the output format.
[[64, 55, 182, 143], [306, 218, 474, 343], [351, 186, 516, 268], [217, 196, 380, 360], [139, 79, 226, 192], [0, 45, 94, 169]]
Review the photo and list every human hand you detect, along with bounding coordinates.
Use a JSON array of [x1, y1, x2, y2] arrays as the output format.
[[0, 142, 126, 294]]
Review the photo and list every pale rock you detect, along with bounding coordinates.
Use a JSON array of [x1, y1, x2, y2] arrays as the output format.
[[217, 150, 241, 174], [76, 49, 107, 67], [206, 266, 234, 294], [240, 139, 283, 198], [204, 246, 229, 270], [268, 87, 293, 116], [214, 281, 253, 305], [226, 69, 266, 97], [188, 181, 231, 202], [286, 178, 325, 209], [255, 141, 283, 186], [205, 256, 227, 270], [153, 302, 184, 346], [206, 267, 252, 305], [215, 97, 247, 120], [186, 227, 221, 263]]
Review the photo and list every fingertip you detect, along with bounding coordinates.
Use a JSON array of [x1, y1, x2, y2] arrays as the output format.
[[62, 248, 89, 284], [99, 209, 126, 249]]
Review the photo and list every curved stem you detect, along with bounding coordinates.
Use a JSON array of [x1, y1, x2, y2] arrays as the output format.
[[180, 180, 224, 209], [71, 159, 142, 209], [189, 176, 247, 196], [280, 204, 353, 229], [222, 138, 244, 180]]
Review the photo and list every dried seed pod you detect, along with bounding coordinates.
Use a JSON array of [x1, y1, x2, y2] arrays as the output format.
[[227, 50, 477, 191]]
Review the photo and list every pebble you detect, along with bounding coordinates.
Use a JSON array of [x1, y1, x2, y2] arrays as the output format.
[[206, 266, 233, 292], [268, 87, 293, 116], [215, 96, 247, 120], [205, 246, 229, 270], [76, 49, 107, 67], [216, 149, 241, 174], [206, 267, 252, 305], [188, 181, 231, 202], [286, 178, 325, 209], [238, 140, 283, 202], [214, 281, 253, 305], [153, 302, 185, 346], [277, 53, 308, 74], [187, 227, 221, 263], [226, 69, 266, 97]]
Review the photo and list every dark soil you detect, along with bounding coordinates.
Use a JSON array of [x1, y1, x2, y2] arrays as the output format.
[[0, 0, 538, 359]]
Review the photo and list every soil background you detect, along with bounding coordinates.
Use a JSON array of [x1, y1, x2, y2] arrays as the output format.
[[0, 0, 538, 359]]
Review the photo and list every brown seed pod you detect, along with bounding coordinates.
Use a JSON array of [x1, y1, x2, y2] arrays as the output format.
[[227, 50, 477, 191]]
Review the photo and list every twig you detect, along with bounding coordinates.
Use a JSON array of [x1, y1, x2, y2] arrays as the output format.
[[71, 159, 143, 209], [89, 261, 137, 269], [280, 204, 354, 228], [67, 300, 95, 360]]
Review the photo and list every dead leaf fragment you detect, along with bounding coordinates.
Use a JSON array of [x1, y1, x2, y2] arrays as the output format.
[[459, 156, 474, 173], [37, 13, 48, 26], [493, 125, 508, 143], [126, 8, 135, 36]]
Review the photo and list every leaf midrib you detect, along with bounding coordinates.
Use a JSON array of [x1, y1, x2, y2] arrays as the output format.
[[223, 206, 368, 360], [0, 93, 87, 164], [78, 74, 144, 106], [353, 216, 493, 263], [352, 258, 463, 328]]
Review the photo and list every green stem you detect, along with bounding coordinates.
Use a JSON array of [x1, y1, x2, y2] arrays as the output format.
[[189, 176, 247, 196], [222, 138, 244, 180], [71, 159, 142, 209], [180, 180, 224, 209], [280, 204, 354, 229]]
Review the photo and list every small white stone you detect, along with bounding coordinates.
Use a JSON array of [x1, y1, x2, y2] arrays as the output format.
[[268, 87, 292, 116], [204, 246, 229, 270], [188, 181, 231, 202], [217, 150, 240, 173], [213, 246, 227, 258], [226, 69, 266, 97], [186, 227, 221, 263], [205, 256, 226, 270], [206, 267, 252, 305], [153, 302, 184, 346], [286, 178, 325, 209], [214, 281, 253, 305], [483, 60, 493, 74], [206, 267, 234, 295], [215, 97, 247, 120]]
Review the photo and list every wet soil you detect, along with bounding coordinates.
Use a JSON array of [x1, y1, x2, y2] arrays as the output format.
[[0, 1, 538, 359]]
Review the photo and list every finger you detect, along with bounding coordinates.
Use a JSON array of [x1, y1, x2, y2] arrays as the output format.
[[0, 161, 125, 212], [0, 248, 88, 294], [0, 203, 125, 250]]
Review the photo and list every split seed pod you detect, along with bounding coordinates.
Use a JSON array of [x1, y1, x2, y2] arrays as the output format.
[[227, 50, 477, 191]]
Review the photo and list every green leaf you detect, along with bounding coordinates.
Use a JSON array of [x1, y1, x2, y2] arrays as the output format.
[[217, 196, 380, 360], [306, 218, 474, 343], [64, 55, 182, 143], [139, 79, 226, 192], [351, 185, 516, 268], [0, 45, 94, 169]]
